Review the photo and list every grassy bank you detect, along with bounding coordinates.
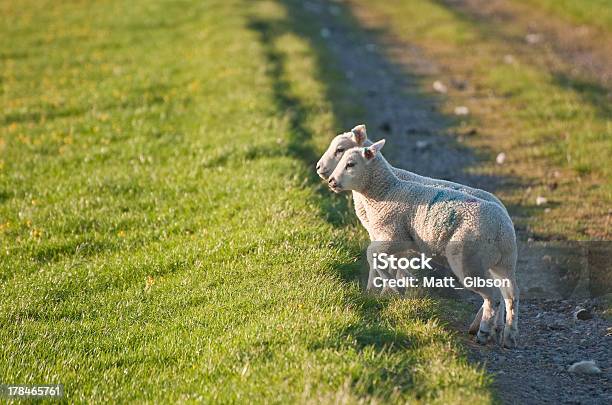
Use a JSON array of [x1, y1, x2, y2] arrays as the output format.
[[349, 0, 611, 239], [0, 0, 490, 402], [515, 0, 612, 33]]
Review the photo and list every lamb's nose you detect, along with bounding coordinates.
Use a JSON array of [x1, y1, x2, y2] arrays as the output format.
[[316, 163, 321, 171], [328, 178, 336, 187]]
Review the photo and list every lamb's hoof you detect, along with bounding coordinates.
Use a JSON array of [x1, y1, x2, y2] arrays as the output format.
[[475, 329, 490, 345], [502, 327, 518, 349], [494, 326, 504, 345]]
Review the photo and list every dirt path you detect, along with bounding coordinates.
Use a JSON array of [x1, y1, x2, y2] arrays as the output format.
[[294, 1, 611, 403]]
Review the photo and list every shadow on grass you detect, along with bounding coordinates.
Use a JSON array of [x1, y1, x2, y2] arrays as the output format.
[[551, 72, 612, 120], [247, 17, 353, 228]]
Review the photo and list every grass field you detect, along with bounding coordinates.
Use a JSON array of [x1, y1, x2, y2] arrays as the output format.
[[1, 0, 492, 402], [350, 0, 612, 239], [516, 0, 612, 33]]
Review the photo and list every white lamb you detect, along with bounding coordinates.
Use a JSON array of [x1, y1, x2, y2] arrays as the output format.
[[316, 124, 507, 241], [327, 140, 519, 348], [317, 124, 508, 334]]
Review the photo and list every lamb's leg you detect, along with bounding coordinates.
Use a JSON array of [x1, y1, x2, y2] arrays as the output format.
[[499, 279, 519, 348], [472, 288, 504, 341], [446, 249, 498, 343], [473, 288, 500, 344], [366, 264, 384, 291], [491, 264, 519, 348], [470, 298, 504, 340], [366, 243, 390, 293], [493, 294, 506, 344], [366, 241, 409, 294], [468, 306, 483, 335]]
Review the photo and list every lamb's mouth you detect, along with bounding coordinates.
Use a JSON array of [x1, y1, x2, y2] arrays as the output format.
[[317, 170, 330, 180], [328, 183, 343, 193]]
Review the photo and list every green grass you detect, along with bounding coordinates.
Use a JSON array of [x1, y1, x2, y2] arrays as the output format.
[[350, 0, 612, 239], [0, 0, 491, 402], [514, 0, 612, 33]]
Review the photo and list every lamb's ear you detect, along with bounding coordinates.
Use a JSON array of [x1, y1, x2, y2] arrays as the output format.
[[363, 139, 385, 161], [350, 124, 367, 145]]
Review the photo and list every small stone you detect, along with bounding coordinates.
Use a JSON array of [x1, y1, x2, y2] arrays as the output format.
[[415, 140, 430, 150], [535, 196, 547, 206], [320, 28, 331, 38], [525, 33, 542, 44], [365, 43, 376, 52], [454, 106, 469, 115], [573, 307, 593, 320], [568, 360, 601, 374], [503, 54, 515, 64], [542, 255, 552, 262], [433, 80, 447, 94], [496, 152, 506, 165]]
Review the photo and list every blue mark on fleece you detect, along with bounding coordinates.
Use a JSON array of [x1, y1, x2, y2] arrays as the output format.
[[426, 191, 463, 231], [428, 190, 461, 209], [445, 209, 459, 229], [429, 191, 445, 207]]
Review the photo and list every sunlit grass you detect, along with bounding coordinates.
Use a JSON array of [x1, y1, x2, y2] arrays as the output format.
[[0, 0, 491, 402], [514, 0, 612, 33]]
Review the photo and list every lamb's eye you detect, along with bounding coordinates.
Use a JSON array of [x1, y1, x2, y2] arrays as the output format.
[[335, 148, 344, 155], [346, 161, 355, 169]]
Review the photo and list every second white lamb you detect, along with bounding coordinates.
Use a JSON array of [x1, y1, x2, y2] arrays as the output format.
[[327, 140, 519, 348]]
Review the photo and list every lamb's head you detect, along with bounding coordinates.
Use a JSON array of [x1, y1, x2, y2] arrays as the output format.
[[316, 124, 368, 180], [328, 139, 386, 193]]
